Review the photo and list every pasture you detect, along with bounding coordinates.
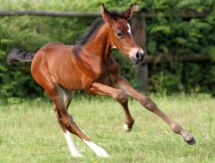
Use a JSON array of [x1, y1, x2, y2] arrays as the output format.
[[0, 94, 214, 163]]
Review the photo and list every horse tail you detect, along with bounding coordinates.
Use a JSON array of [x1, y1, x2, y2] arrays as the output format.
[[7, 48, 36, 65]]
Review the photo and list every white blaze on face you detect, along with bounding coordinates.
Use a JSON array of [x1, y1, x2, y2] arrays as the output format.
[[127, 23, 132, 35], [125, 23, 144, 60]]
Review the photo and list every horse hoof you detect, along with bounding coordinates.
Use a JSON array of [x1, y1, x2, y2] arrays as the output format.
[[123, 124, 132, 132], [186, 136, 196, 145], [182, 131, 196, 145], [71, 152, 84, 157], [95, 147, 110, 157]]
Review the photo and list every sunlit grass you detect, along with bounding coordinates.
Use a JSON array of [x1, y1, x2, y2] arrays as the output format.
[[0, 94, 214, 162]]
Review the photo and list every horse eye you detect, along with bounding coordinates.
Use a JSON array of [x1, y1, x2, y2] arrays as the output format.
[[116, 31, 123, 38]]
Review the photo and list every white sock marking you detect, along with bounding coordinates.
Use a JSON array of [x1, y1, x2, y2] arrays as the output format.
[[64, 130, 83, 157], [83, 139, 110, 157], [123, 124, 130, 131]]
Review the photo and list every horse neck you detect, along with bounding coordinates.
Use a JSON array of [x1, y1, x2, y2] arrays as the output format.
[[83, 23, 112, 63]]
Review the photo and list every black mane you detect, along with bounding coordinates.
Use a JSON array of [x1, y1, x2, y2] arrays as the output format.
[[73, 18, 104, 55], [77, 18, 104, 45]]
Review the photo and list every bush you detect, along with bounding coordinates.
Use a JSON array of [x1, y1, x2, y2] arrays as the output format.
[[0, 0, 215, 98]]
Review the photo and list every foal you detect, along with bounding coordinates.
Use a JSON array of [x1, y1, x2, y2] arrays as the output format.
[[8, 4, 195, 157]]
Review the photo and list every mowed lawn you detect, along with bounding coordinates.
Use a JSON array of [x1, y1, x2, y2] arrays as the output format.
[[0, 95, 214, 163]]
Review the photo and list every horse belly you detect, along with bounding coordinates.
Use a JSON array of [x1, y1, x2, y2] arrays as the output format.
[[56, 69, 83, 90]]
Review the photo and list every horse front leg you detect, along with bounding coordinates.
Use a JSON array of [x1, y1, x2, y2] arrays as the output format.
[[87, 82, 135, 131], [116, 76, 196, 145], [119, 99, 135, 132]]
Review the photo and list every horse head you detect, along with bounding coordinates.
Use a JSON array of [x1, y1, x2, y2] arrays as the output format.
[[101, 4, 144, 64]]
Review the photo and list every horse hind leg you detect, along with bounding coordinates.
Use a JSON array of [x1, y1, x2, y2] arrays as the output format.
[[34, 76, 83, 156], [49, 88, 83, 157], [33, 67, 109, 157], [55, 88, 109, 157], [32, 67, 82, 156], [65, 116, 110, 157], [54, 105, 82, 157]]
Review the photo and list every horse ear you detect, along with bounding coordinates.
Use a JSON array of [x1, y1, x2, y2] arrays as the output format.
[[122, 4, 134, 21], [101, 4, 114, 25]]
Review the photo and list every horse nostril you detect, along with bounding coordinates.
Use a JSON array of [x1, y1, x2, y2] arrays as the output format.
[[136, 52, 144, 60], [136, 52, 141, 60]]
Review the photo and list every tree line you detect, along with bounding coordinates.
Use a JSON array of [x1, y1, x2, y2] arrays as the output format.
[[0, 0, 215, 99]]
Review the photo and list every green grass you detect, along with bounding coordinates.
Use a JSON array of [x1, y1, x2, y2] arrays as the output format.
[[0, 95, 214, 163]]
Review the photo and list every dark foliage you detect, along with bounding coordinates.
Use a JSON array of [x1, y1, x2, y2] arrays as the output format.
[[0, 0, 215, 98]]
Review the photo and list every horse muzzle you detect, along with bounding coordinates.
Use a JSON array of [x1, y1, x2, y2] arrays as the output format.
[[130, 51, 144, 64]]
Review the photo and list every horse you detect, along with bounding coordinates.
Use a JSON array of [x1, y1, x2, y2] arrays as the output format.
[[7, 4, 196, 157]]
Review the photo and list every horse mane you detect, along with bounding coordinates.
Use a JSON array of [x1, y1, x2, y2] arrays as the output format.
[[73, 18, 104, 55], [77, 18, 104, 45], [73, 11, 122, 55]]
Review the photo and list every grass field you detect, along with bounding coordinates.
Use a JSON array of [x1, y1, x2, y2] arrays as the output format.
[[0, 94, 214, 163]]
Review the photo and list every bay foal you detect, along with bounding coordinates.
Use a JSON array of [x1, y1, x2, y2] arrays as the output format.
[[8, 4, 195, 157]]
